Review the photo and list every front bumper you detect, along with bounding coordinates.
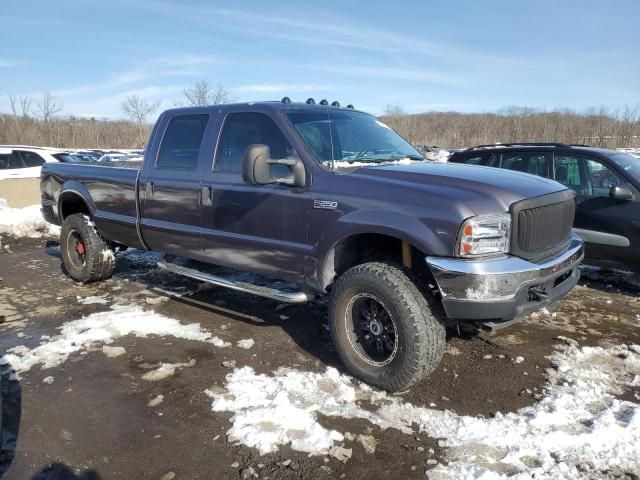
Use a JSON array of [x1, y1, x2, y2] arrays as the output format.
[[426, 233, 584, 322]]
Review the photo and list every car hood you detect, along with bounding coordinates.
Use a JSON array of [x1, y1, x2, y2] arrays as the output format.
[[352, 162, 567, 215]]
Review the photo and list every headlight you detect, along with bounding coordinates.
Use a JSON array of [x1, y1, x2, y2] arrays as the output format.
[[457, 213, 511, 257]]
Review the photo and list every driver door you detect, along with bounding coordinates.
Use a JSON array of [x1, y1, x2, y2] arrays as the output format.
[[553, 153, 639, 264], [199, 108, 312, 282]]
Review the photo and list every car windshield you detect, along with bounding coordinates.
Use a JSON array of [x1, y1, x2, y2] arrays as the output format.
[[608, 152, 640, 185], [285, 109, 423, 168]]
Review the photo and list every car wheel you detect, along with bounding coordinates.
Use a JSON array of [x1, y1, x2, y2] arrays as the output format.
[[329, 262, 446, 392], [60, 213, 115, 283]]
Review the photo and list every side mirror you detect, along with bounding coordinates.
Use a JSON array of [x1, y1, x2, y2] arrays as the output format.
[[610, 185, 634, 201], [242, 144, 306, 187]]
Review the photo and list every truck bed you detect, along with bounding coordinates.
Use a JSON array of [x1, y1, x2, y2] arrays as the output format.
[[41, 162, 143, 248]]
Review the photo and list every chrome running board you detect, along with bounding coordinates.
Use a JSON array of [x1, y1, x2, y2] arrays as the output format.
[[157, 261, 312, 304]]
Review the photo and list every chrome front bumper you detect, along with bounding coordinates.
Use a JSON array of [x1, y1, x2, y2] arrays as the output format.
[[426, 233, 584, 321]]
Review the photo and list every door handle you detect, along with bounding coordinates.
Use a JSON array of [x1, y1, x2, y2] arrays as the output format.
[[201, 185, 214, 206], [145, 181, 154, 197]]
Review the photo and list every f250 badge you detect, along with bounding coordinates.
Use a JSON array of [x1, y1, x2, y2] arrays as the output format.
[[313, 199, 338, 210]]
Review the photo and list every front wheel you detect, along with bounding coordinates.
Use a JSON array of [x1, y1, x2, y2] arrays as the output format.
[[328, 262, 446, 392], [60, 213, 115, 283]]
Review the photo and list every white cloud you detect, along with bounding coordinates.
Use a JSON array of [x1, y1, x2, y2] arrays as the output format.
[[0, 59, 24, 68]]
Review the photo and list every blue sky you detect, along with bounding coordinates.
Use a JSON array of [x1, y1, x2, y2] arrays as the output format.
[[1, 0, 638, 119]]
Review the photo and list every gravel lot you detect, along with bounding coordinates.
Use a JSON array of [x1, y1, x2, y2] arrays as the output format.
[[1, 235, 639, 480]]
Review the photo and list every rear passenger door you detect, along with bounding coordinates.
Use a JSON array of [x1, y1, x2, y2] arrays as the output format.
[[140, 113, 213, 258], [199, 108, 312, 282]]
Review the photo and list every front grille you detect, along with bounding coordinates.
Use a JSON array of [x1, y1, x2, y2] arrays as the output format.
[[511, 192, 575, 260]]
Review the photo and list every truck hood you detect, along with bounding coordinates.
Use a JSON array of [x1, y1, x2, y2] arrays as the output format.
[[352, 162, 567, 215]]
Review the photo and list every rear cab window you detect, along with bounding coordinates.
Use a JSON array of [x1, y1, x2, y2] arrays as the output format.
[[156, 114, 209, 170]]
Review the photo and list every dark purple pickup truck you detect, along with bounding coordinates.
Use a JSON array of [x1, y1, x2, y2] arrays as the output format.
[[41, 99, 584, 391]]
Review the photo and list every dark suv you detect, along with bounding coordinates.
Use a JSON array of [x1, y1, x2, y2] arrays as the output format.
[[449, 143, 640, 270]]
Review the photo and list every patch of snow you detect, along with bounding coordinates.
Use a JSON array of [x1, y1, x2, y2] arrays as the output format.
[[211, 336, 231, 348], [142, 359, 196, 381], [513, 356, 525, 364], [0, 305, 216, 374], [332, 158, 421, 168], [102, 345, 126, 358], [237, 338, 255, 349], [101, 248, 115, 262], [148, 394, 164, 407], [209, 343, 640, 478], [42, 376, 54, 384], [77, 295, 109, 305], [0, 198, 60, 238]]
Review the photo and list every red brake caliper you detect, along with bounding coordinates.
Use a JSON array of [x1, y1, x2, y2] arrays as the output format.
[[75, 241, 86, 255]]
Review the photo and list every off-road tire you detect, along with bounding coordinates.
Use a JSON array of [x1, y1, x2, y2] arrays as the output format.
[[60, 213, 115, 283], [329, 262, 446, 391]]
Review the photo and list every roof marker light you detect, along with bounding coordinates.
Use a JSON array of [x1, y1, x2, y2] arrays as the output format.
[[319, 99, 329, 106], [306, 98, 315, 105], [346, 104, 355, 109], [331, 101, 340, 107], [281, 97, 291, 104]]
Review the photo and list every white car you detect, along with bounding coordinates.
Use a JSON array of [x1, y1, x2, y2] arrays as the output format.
[[97, 154, 127, 162], [0, 145, 70, 180]]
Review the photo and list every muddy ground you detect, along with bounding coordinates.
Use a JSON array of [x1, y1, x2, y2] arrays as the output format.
[[0, 236, 639, 480]]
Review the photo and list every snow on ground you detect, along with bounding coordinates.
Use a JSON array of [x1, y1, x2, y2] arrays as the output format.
[[0, 198, 60, 238], [209, 342, 640, 479], [237, 338, 255, 349], [0, 305, 219, 374], [142, 359, 197, 381], [77, 295, 109, 305]]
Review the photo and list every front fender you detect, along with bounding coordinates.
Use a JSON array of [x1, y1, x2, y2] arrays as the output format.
[[311, 209, 453, 290]]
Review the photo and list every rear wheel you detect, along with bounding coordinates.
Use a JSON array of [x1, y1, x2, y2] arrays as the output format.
[[329, 262, 446, 392], [60, 213, 115, 283]]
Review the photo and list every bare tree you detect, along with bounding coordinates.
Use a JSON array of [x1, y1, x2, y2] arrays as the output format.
[[182, 80, 235, 106], [121, 94, 160, 146], [383, 104, 406, 118], [8, 93, 18, 116], [37, 92, 62, 122]]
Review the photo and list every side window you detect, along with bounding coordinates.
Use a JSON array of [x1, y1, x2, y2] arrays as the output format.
[[554, 155, 584, 194], [585, 158, 624, 197], [157, 114, 209, 170], [501, 153, 527, 172], [0, 153, 11, 169], [0, 152, 26, 169], [501, 152, 549, 176], [215, 112, 293, 173], [19, 151, 45, 167], [462, 154, 492, 166]]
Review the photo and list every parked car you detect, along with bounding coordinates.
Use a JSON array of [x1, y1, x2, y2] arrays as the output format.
[[0, 145, 64, 179], [41, 100, 583, 391], [97, 153, 127, 162], [449, 143, 640, 270]]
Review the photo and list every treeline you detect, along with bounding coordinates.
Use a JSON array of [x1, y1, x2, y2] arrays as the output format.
[[381, 105, 640, 149], [1, 91, 639, 150], [0, 114, 152, 149]]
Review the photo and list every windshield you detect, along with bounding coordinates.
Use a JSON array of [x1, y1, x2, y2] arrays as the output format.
[[608, 152, 640, 185], [285, 109, 422, 168]]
